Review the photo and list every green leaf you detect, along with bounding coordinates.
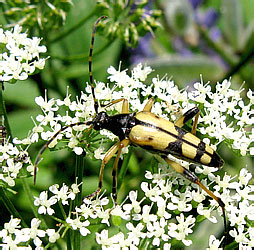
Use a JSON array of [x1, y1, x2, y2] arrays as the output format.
[[8, 109, 39, 139], [111, 215, 122, 226], [4, 78, 39, 106], [142, 55, 225, 84], [221, 0, 244, 50], [240, 22, 254, 51], [242, 0, 254, 23]]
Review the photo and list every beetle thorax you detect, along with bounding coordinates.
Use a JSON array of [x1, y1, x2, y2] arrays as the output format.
[[92, 111, 109, 130]]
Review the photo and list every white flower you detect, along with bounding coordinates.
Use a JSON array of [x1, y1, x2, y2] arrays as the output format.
[[123, 190, 143, 214], [0, 25, 47, 82], [133, 205, 157, 223], [21, 218, 45, 247], [66, 216, 90, 236], [132, 63, 152, 81], [34, 191, 57, 215], [107, 64, 130, 87], [167, 189, 192, 212], [68, 181, 81, 200], [96, 208, 111, 226], [207, 235, 223, 250], [147, 218, 170, 246], [126, 222, 146, 245], [96, 229, 116, 247], [49, 183, 70, 205], [46, 229, 60, 243], [4, 216, 21, 234], [141, 182, 161, 201], [168, 214, 195, 246], [35, 93, 58, 112], [229, 225, 248, 244], [197, 203, 217, 223]]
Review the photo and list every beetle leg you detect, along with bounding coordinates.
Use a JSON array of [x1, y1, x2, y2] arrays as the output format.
[[143, 98, 155, 112], [101, 98, 129, 113], [174, 107, 200, 135], [85, 138, 130, 203], [112, 139, 130, 204], [121, 99, 129, 113], [102, 98, 125, 108], [85, 142, 119, 199], [163, 157, 226, 232]]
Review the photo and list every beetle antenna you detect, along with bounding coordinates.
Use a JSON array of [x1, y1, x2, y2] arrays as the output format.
[[34, 122, 92, 184], [89, 16, 108, 114], [33, 16, 107, 184]]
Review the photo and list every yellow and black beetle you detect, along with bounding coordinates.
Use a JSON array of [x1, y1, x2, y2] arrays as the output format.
[[34, 16, 226, 231]]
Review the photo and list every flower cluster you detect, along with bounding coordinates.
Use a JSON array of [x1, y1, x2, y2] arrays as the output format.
[[0, 63, 253, 248], [96, 1, 161, 47], [0, 25, 47, 82], [0, 182, 79, 249], [189, 81, 254, 156], [2, 165, 254, 248], [0, 217, 60, 249], [30, 165, 254, 249], [0, 140, 33, 186], [34, 182, 81, 215]]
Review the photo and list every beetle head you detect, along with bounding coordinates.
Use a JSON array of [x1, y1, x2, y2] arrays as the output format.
[[87, 111, 109, 130]]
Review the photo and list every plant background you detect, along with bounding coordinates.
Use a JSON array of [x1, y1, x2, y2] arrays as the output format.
[[0, 0, 253, 248]]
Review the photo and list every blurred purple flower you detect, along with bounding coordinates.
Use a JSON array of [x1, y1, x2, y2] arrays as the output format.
[[210, 27, 221, 42], [197, 8, 219, 28], [173, 37, 193, 57], [188, 0, 203, 9], [130, 33, 155, 64]]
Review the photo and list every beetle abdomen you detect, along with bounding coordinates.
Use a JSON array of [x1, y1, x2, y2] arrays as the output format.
[[129, 111, 223, 168]]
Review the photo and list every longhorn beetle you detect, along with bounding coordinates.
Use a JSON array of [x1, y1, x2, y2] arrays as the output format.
[[34, 16, 227, 233]]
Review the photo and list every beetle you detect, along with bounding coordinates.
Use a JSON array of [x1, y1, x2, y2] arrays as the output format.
[[34, 16, 226, 231]]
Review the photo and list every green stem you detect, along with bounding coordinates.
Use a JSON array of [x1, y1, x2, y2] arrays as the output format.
[[73, 154, 85, 250], [0, 82, 12, 139], [118, 147, 133, 190], [50, 215, 66, 225], [58, 201, 67, 220], [74, 154, 84, 206], [197, 25, 237, 67], [0, 186, 28, 227], [20, 174, 48, 230], [49, 10, 96, 44], [223, 46, 254, 80], [66, 229, 72, 250]]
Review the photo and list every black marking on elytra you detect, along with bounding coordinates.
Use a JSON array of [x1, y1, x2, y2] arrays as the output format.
[[140, 144, 159, 154], [166, 140, 183, 157], [175, 125, 186, 138], [148, 136, 154, 141], [194, 141, 206, 162], [134, 117, 223, 167], [135, 117, 199, 154], [209, 151, 224, 167], [183, 107, 200, 124]]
